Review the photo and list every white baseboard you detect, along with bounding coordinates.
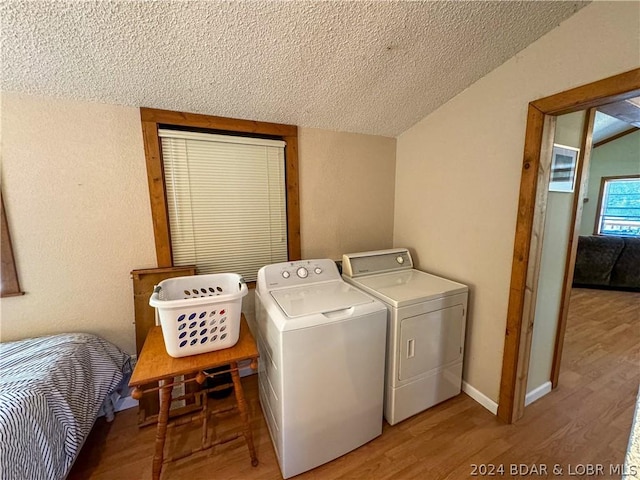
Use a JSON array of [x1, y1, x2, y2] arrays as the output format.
[[525, 381, 552, 407], [239, 357, 257, 378], [462, 381, 498, 415], [114, 395, 138, 412], [96, 393, 138, 418]]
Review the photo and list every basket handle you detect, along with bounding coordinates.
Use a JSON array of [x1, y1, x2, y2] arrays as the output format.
[[149, 285, 163, 307]]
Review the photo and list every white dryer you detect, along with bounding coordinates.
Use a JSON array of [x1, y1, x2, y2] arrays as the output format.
[[342, 248, 468, 426], [254, 259, 387, 479]]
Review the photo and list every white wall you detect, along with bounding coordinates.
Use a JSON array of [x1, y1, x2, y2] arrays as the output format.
[[299, 128, 396, 260], [0, 93, 157, 353], [394, 1, 640, 407], [580, 129, 640, 235], [526, 112, 585, 398], [0, 94, 396, 353]]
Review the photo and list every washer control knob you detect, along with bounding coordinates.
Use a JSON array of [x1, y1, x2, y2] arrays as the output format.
[[282, 270, 290, 279], [296, 267, 309, 278], [314, 267, 323, 275], [396, 256, 404, 264]]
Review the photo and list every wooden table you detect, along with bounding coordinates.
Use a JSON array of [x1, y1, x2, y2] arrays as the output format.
[[129, 315, 259, 480], [130, 265, 196, 423]]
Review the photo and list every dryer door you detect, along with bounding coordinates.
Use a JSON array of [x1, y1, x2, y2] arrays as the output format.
[[398, 304, 464, 381]]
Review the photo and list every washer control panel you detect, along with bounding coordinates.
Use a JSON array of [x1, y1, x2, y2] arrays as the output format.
[[260, 259, 340, 290]]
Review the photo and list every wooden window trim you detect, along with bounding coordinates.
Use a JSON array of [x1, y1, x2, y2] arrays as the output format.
[[593, 174, 640, 235], [1, 192, 24, 297], [140, 108, 301, 281]]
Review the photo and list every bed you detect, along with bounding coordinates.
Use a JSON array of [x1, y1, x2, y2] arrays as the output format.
[[0, 333, 131, 480]]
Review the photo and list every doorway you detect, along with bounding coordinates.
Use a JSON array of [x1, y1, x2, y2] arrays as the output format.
[[497, 68, 640, 424]]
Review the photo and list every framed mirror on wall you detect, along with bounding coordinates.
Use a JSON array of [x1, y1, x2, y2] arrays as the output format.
[[1, 190, 24, 297], [549, 144, 580, 193]]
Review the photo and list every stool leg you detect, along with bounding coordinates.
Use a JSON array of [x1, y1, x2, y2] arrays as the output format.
[[152, 378, 174, 480], [230, 361, 258, 467], [201, 391, 209, 446]]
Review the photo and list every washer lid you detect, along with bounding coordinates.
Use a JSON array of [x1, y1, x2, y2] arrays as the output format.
[[350, 269, 468, 307], [270, 281, 375, 318]]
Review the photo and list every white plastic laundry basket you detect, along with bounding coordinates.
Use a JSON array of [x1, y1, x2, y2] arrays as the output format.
[[149, 273, 248, 358]]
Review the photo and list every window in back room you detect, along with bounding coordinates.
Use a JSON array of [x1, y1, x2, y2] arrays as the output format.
[[595, 175, 640, 237]]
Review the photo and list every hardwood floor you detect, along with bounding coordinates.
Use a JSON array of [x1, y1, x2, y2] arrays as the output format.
[[69, 288, 639, 479]]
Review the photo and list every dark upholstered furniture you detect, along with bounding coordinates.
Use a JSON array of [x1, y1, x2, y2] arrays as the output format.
[[573, 235, 640, 291]]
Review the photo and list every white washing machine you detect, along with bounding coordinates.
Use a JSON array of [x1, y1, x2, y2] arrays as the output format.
[[254, 259, 387, 479], [342, 248, 468, 426]]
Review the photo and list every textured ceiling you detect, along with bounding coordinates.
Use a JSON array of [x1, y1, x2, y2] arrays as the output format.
[[1, 1, 589, 137]]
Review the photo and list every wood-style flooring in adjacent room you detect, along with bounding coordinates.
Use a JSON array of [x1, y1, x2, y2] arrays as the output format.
[[69, 288, 639, 479]]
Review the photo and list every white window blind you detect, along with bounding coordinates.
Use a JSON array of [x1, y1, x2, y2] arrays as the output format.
[[159, 129, 288, 281]]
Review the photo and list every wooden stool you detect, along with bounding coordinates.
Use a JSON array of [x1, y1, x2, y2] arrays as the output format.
[[129, 315, 259, 480]]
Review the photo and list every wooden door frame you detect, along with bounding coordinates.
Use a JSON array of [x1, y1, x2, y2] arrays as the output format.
[[549, 108, 596, 389], [497, 68, 640, 424]]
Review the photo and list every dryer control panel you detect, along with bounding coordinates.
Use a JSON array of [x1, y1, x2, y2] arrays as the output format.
[[342, 248, 414, 278], [257, 258, 341, 291]]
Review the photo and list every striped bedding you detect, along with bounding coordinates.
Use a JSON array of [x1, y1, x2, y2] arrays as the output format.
[[0, 333, 130, 480]]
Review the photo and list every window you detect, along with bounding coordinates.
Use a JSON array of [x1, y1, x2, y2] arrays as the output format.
[[595, 175, 640, 237], [141, 108, 300, 283], [159, 129, 287, 280]]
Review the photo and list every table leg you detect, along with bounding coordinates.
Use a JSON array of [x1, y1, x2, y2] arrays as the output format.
[[152, 377, 174, 480], [230, 361, 258, 467]]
